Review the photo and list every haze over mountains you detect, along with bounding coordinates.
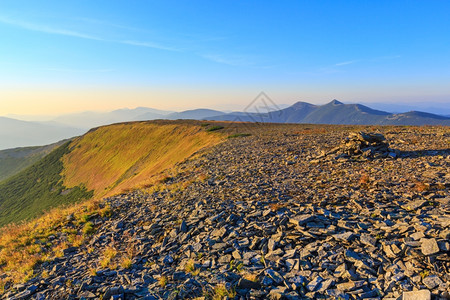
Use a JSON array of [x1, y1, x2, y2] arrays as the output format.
[[1, 100, 449, 150], [208, 100, 450, 126], [0, 116, 85, 150]]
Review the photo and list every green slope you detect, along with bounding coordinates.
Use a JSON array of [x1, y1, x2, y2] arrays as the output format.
[[0, 142, 66, 182], [0, 142, 93, 227]]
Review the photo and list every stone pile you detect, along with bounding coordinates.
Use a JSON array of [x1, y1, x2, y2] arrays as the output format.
[[2, 124, 449, 300], [326, 131, 399, 159]]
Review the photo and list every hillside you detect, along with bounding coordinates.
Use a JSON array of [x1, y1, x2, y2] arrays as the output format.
[[1, 123, 448, 299], [0, 121, 225, 227], [0, 141, 66, 182], [0, 117, 85, 150], [0, 142, 93, 227]]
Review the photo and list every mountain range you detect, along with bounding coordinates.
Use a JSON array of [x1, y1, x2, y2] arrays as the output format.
[[1, 100, 448, 150], [207, 100, 450, 125]]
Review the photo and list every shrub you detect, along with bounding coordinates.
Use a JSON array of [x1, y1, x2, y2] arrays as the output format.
[[227, 133, 251, 139], [206, 126, 224, 132]]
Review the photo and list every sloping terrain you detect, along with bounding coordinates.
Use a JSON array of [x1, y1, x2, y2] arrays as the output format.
[[61, 121, 225, 198], [208, 100, 450, 125], [0, 142, 93, 227], [0, 121, 225, 227], [0, 141, 66, 182], [1, 123, 448, 299]]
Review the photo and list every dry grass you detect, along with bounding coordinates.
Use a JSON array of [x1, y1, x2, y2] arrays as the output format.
[[61, 123, 224, 198], [119, 256, 133, 269], [212, 283, 236, 299], [359, 173, 370, 186], [0, 121, 227, 293], [269, 203, 286, 212], [185, 259, 200, 276], [158, 275, 168, 288], [89, 267, 98, 276], [414, 181, 430, 192], [0, 198, 111, 289], [100, 246, 118, 269]]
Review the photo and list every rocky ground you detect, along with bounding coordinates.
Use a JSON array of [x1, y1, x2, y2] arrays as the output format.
[[2, 124, 450, 300]]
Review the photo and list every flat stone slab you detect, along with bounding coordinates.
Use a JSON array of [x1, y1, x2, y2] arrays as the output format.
[[421, 238, 440, 255], [402, 289, 431, 300], [401, 200, 427, 211]]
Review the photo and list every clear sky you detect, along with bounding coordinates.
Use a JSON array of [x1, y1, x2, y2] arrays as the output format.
[[1, 0, 449, 115]]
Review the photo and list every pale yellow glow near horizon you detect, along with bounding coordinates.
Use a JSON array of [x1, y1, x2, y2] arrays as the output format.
[[0, 88, 262, 116], [1, 87, 447, 116]]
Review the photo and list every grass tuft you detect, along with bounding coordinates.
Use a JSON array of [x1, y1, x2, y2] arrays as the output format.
[[185, 259, 200, 276], [159, 275, 168, 288], [212, 283, 236, 300], [82, 222, 95, 235], [120, 256, 133, 269]]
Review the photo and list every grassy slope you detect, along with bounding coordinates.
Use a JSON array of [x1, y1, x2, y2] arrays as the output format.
[[0, 121, 225, 290], [62, 121, 224, 197], [0, 142, 65, 182], [0, 121, 224, 227], [0, 142, 93, 227]]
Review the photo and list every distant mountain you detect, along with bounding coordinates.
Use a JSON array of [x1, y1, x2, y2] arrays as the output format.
[[0, 141, 66, 182], [362, 102, 450, 116], [382, 111, 450, 125], [3, 102, 447, 151], [0, 117, 85, 150], [52, 107, 174, 129], [165, 109, 225, 120], [206, 100, 450, 126]]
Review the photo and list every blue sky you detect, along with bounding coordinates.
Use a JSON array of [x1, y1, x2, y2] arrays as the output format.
[[0, 0, 449, 115]]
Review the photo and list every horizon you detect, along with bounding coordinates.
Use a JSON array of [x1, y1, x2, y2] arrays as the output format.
[[0, 1, 449, 116], [2, 98, 450, 122]]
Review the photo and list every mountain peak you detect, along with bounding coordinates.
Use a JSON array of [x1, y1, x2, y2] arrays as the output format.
[[329, 99, 343, 105], [291, 101, 316, 109]]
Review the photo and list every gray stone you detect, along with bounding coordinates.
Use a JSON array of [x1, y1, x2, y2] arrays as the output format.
[[306, 276, 323, 292], [265, 269, 284, 285], [421, 238, 440, 255], [217, 254, 232, 264], [289, 214, 315, 226], [402, 289, 431, 300], [422, 275, 443, 289], [402, 200, 427, 211], [237, 278, 261, 289], [360, 233, 377, 247], [269, 287, 288, 300], [180, 220, 188, 233], [333, 232, 355, 242]]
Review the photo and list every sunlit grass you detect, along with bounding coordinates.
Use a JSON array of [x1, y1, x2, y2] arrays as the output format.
[[62, 122, 224, 198], [0, 198, 112, 289]]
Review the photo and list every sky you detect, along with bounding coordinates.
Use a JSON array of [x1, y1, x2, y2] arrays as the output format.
[[0, 0, 449, 116]]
